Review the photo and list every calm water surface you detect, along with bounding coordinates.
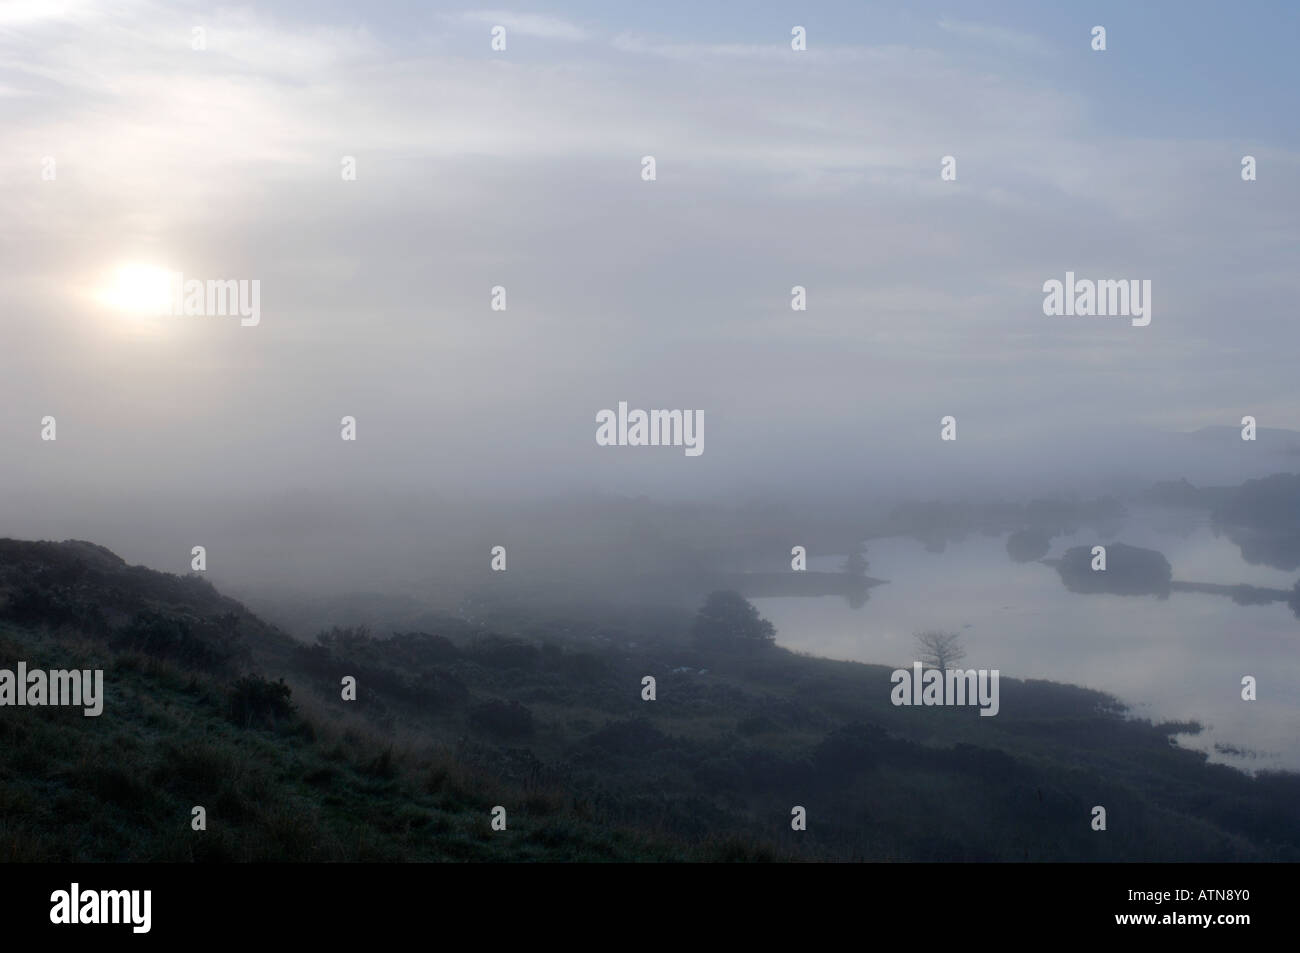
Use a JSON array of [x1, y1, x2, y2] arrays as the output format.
[[753, 506, 1300, 772]]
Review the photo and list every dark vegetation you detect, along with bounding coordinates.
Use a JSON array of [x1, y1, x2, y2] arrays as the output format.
[[690, 590, 776, 653], [1213, 473, 1300, 532], [1, 538, 1298, 862], [1208, 474, 1300, 572], [880, 498, 1126, 554], [1142, 474, 1300, 573], [1052, 543, 1173, 597]]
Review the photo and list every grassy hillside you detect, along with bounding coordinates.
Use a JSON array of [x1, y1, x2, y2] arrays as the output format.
[[1, 538, 1296, 862]]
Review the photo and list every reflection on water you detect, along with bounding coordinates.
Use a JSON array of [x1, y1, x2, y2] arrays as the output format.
[[1218, 523, 1300, 573], [753, 506, 1300, 773]]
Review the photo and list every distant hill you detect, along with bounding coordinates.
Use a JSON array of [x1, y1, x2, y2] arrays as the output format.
[[1142, 477, 1236, 509], [1182, 426, 1300, 454]]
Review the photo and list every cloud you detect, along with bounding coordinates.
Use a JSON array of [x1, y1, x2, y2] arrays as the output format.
[[456, 10, 589, 41], [611, 32, 788, 59], [0, 0, 104, 26], [1, 1, 1298, 505], [937, 18, 1045, 54]]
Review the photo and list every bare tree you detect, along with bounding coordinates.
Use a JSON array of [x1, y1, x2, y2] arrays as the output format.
[[914, 630, 966, 670]]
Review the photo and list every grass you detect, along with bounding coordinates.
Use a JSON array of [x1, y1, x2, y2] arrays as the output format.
[[1, 537, 1298, 862]]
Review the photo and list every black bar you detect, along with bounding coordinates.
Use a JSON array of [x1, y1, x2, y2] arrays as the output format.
[[1, 862, 1281, 941]]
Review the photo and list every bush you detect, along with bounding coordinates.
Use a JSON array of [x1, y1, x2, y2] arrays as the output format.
[[583, 718, 668, 756], [737, 713, 779, 736], [362, 746, 399, 779], [315, 625, 375, 656], [391, 632, 461, 664], [813, 722, 888, 781], [113, 611, 233, 670], [3, 583, 109, 635], [466, 636, 540, 671], [690, 591, 776, 653], [468, 699, 534, 739], [228, 675, 295, 729]]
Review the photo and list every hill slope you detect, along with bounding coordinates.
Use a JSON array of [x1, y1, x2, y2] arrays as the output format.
[[1, 538, 1296, 862]]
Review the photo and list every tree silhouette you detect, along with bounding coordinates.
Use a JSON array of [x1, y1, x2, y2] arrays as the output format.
[[691, 590, 776, 652], [842, 546, 869, 576], [914, 630, 966, 670]]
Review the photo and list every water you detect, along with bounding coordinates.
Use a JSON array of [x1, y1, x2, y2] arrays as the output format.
[[753, 506, 1300, 773]]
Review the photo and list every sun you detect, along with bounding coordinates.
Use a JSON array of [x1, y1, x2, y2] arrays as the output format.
[[96, 263, 174, 315]]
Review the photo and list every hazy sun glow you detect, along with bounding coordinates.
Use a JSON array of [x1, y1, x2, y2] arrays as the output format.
[[96, 264, 173, 315]]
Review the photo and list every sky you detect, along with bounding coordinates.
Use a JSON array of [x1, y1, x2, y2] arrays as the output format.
[[2, 0, 1298, 531]]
